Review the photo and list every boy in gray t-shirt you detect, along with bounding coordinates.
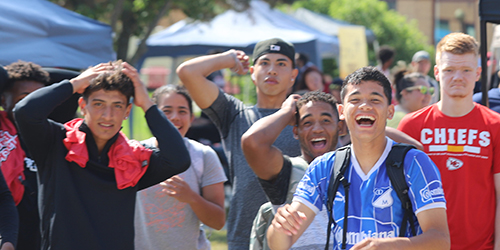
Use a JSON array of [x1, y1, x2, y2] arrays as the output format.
[[177, 38, 301, 249]]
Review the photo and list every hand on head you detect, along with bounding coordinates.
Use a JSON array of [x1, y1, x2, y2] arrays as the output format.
[[70, 62, 117, 94], [281, 94, 301, 126], [121, 62, 154, 111]]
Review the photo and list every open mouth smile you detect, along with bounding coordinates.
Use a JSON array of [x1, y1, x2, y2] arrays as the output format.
[[311, 137, 327, 149], [355, 115, 375, 127]]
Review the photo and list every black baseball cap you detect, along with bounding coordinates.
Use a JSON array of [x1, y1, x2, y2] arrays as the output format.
[[253, 38, 295, 68]]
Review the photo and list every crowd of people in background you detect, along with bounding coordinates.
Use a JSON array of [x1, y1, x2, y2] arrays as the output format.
[[0, 31, 499, 250]]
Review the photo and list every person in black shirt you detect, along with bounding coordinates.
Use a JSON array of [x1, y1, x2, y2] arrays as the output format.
[[14, 61, 190, 250]]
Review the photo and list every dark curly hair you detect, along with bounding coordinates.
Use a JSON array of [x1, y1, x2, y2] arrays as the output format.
[[5, 61, 50, 91], [341, 66, 392, 104], [152, 84, 193, 115], [296, 90, 338, 125], [82, 62, 134, 103]]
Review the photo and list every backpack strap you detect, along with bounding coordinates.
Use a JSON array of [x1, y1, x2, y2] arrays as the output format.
[[385, 143, 416, 237], [325, 145, 351, 250]]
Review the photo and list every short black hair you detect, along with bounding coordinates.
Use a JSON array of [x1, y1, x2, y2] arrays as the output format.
[[152, 84, 193, 115], [341, 66, 392, 104], [82, 63, 134, 103], [5, 61, 50, 91], [377, 45, 395, 65], [296, 90, 338, 125]]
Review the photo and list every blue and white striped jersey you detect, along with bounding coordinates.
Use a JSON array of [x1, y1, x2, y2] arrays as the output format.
[[293, 138, 446, 250]]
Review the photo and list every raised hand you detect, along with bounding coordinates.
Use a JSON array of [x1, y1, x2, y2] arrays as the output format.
[[69, 63, 115, 94], [121, 62, 154, 111], [226, 49, 250, 75]]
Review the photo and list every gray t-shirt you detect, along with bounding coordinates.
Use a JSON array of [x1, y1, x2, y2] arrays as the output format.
[[203, 90, 301, 249], [134, 137, 227, 250]]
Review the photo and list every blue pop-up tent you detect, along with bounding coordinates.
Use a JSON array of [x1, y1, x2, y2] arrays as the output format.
[[0, 0, 115, 69], [138, 0, 339, 69]]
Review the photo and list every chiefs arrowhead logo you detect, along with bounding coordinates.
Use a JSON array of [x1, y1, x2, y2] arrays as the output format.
[[446, 157, 463, 171]]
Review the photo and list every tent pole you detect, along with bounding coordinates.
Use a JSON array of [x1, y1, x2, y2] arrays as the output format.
[[481, 20, 490, 108]]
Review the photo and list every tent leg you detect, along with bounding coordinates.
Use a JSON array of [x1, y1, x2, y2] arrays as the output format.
[[480, 20, 490, 108]]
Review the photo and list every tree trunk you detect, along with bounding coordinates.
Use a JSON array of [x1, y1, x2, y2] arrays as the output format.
[[128, 1, 172, 66], [116, 9, 137, 61]]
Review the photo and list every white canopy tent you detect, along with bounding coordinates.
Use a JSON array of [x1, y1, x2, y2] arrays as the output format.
[[137, 0, 339, 70]]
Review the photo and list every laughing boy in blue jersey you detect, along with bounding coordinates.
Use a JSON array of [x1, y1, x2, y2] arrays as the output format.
[[267, 66, 450, 250]]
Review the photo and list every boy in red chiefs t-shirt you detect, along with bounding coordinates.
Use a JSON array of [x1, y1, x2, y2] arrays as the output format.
[[399, 32, 500, 250]]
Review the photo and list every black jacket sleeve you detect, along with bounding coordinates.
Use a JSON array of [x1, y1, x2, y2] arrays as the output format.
[[137, 106, 190, 190], [14, 81, 73, 163], [0, 170, 19, 248]]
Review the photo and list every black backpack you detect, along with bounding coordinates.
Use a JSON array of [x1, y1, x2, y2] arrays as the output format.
[[325, 144, 416, 250]]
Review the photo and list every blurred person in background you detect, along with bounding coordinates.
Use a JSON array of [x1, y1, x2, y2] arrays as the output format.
[[294, 67, 325, 95], [387, 70, 433, 128], [411, 50, 440, 104], [135, 84, 226, 250]]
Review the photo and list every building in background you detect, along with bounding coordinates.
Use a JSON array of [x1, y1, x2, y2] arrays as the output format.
[[382, 0, 494, 46]]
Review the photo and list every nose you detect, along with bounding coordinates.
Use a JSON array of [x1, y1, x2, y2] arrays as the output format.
[[312, 121, 324, 133], [102, 105, 113, 119], [359, 100, 373, 110], [168, 111, 180, 122], [267, 64, 277, 76]]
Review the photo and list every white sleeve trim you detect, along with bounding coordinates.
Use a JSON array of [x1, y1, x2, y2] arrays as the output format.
[[292, 196, 321, 215], [415, 202, 446, 215]]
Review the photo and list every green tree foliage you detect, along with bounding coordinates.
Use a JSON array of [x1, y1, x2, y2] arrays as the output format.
[[54, 0, 222, 65], [53, 0, 294, 66], [291, 0, 434, 68]]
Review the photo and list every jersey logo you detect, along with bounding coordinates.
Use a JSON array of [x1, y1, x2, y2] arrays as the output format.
[[372, 187, 393, 209], [446, 157, 463, 171], [420, 180, 445, 203], [0, 131, 18, 163]]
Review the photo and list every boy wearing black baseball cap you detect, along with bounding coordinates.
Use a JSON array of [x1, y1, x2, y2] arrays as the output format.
[[177, 38, 301, 249]]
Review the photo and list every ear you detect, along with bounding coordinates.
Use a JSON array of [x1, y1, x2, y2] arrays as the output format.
[[250, 66, 255, 83], [338, 103, 345, 121], [292, 125, 299, 140], [124, 103, 132, 119], [78, 97, 86, 116], [337, 119, 348, 137], [434, 65, 439, 82], [190, 114, 195, 123], [387, 104, 395, 120], [476, 66, 482, 82]]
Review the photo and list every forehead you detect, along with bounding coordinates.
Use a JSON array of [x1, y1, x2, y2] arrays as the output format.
[[298, 101, 336, 117], [88, 89, 128, 103], [345, 80, 385, 94], [414, 78, 430, 87], [438, 52, 478, 68], [159, 92, 189, 107], [255, 53, 292, 64]]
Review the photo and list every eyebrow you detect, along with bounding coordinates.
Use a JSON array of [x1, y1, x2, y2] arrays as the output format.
[[161, 105, 189, 109], [348, 91, 385, 98], [91, 98, 126, 105], [300, 112, 334, 121]]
